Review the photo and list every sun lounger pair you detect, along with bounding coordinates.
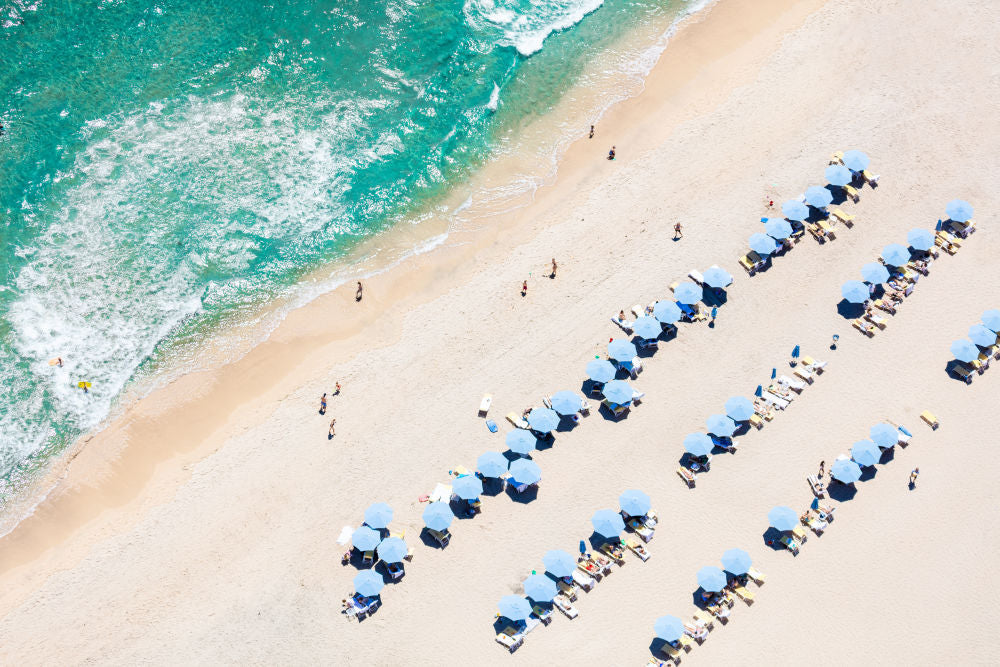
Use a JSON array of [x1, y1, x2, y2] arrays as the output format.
[[853, 318, 876, 337], [801, 512, 828, 534], [753, 400, 775, 421], [777, 375, 806, 392], [660, 642, 682, 662], [761, 392, 789, 410], [676, 466, 696, 487], [748, 413, 764, 430], [625, 536, 650, 561], [531, 604, 554, 626], [793, 366, 815, 384], [577, 559, 604, 580], [865, 312, 888, 329], [692, 610, 715, 631], [947, 219, 974, 238], [807, 474, 826, 497], [792, 525, 809, 543], [739, 250, 765, 275], [428, 528, 451, 547], [842, 184, 860, 202], [556, 578, 577, 601], [684, 622, 709, 644], [766, 383, 794, 400]]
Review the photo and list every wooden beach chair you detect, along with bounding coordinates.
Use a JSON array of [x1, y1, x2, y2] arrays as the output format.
[[842, 184, 860, 203], [676, 467, 696, 487], [747, 566, 767, 585], [505, 412, 529, 429], [692, 610, 715, 630], [553, 594, 578, 619], [732, 585, 756, 604], [852, 318, 876, 337], [624, 536, 650, 561], [952, 363, 974, 384], [830, 208, 855, 227], [829, 151, 844, 165], [748, 413, 764, 430]]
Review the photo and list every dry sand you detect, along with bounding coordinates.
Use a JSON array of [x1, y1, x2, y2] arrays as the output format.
[[2, 0, 999, 664]]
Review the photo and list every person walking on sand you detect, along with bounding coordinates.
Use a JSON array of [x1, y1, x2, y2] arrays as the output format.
[[320, 392, 327, 415], [355, 281, 363, 301], [607, 145, 616, 160], [550, 258, 557, 278], [521, 280, 528, 297], [329, 418, 337, 438], [334, 381, 341, 395], [909, 467, 919, 487], [673, 222, 683, 239], [710, 307, 718, 324], [589, 124, 594, 139]]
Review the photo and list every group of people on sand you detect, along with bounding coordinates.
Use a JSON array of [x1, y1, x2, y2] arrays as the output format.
[[520, 258, 558, 297], [319, 382, 341, 437]]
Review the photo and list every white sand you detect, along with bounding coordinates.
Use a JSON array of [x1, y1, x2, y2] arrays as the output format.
[[2, 0, 999, 664]]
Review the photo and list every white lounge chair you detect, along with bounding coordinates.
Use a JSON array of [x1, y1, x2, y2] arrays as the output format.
[[777, 375, 806, 392], [553, 595, 579, 619], [688, 268, 705, 285], [478, 394, 492, 415], [572, 570, 596, 591]]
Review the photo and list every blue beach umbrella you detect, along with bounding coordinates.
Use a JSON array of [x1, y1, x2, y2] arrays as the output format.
[[968, 324, 998, 348], [706, 413, 737, 437], [586, 359, 617, 383], [523, 573, 557, 602], [654, 615, 686, 642], [946, 199, 973, 222], [791, 345, 800, 359], [452, 474, 483, 500], [768, 506, 798, 532], [804, 185, 834, 208], [754, 384, 763, 398], [831, 459, 862, 484], [543, 550, 577, 578], [602, 379, 633, 405], [608, 338, 637, 361], [748, 232, 778, 256], [509, 459, 542, 486], [674, 282, 703, 305], [843, 150, 870, 172], [550, 390, 584, 416], [764, 218, 793, 239], [851, 440, 880, 467], [721, 548, 752, 575], [861, 262, 890, 284], [376, 536, 408, 563], [422, 502, 454, 532], [841, 280, 870, 304], [951, 339, 979, 363], [684, 433, 714, 457], [881, 243, 911, 267], [632, 315, 662, 340], [477, 451, 508, 478], [354, 570, 385, 597], [352, 526, 382, 551], [506, 429, 537, 455], [703, 266, 733, 289], [907, 228, 935, 252], [364, 503, 393, 529], [591, 509, 625, 539], [782, 200, 809, 221], [825, 164, 852, 187], [619, 489, 652, 517], [725, 396, 755, 422], [982, 309, 1000, 333], [697, 566, 727, 593], [527, 407, 560, 434], [870, 423, 899, 449], [653, 300, 682, 324], [498, 595, 532, 621]]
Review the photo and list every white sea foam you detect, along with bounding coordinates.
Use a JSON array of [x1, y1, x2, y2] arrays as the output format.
[[464, 0, 605, 57], [486, 83, 501, 111]]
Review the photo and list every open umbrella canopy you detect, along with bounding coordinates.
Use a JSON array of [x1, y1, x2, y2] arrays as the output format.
[[543, 550, 577, 578], [653, 300, 683, 324], [632, 315, 662, 340], [841, 280, 870, 304], [706, 413, 737, 437], [748, 232, 778, 256], [703, 266, 733, 288], [804, 185, 834, 208], [376, 536, 408, 563], [523, 573, 557, 602], [509, 459, 542, 485], [764, 218, 793, 239], [527, 407, 560, 433], [354, 570, 385, 597], [881, 243, 911, 267], [851, 440, 881, 467], [843, 150, 870, 172], [725, 396, 755, 422], [951, 339, 979, 363], [697, 566, 727, 593], [946, 199, 974, 222], [506, 429, 537, 455], [619, 489, 651, 517], [654, 615, 686, 642], [768, 506, 798, 532], [721, 548, 752, 575], [351, 526, 382, 551], [825, 164, 852, 187], [364, 503, 393, 529], [477, 451, 509, 478], [586, 359, 617, 383], [782, 200, 809, 221], [452, 474, 483, 500], [861, 262, 890, 284], [422, 502, 455, 531], [983, 309, 1000, 333], [602, 379, 633, 405], [684, 433, 714, 457], [968, 324, 998, 348], [608, 338, 638, 361], [870, 423, 899, 449], [591, 509, 625, 538], [831, 459, 862, 484], [498, 595, 532, 621], [907, 228, 935, 251], [674, 282, 703, 305], [550, 390, 584, 416]]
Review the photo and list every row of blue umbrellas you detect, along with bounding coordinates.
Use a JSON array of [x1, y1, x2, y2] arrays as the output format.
[[841, 229, 940, 303], [952, 310, 1000, 363], [654, 548, 753, 641], [476, 451, 542, 485], [681, 396, 755, 456]]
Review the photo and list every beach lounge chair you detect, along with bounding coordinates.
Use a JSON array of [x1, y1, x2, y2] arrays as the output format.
[[807, 474, 826, 498], [777, 375, 806, 393], [531, 604, 554, 626], [556, 579, 578, 601], [761, 392, 789, 410], [612, 314, 634, 332], [387, 562, 404, 580], [677, 634, 694, 651], [830, 208, 855, 226], [631, 304, 644, 319], [428, 528, 451, 547], [779, 535, 801, 555], [747, 566, 767, 585], [829, 151, 844, 165], [553, 594, 578, 619], [861, 170, 879, 186], [577, 558, 604, 581], [692, 610, 715, 630], [660, 643, 682, 662], [644, 510, 659, 529], [684, 622, 708, 644], [706, 601, 730, 621], [688, 268, 705, 285], [802, 512, 828, 535], [952, 363, 974, 384], [600, 542, 626, 565], [947, 220, 974, 238], [732, 585, 756, 604], [676, 467, 696, 487], [478, 395, 492, 415], [792, 525, 809, 543], [852, 318, 876, 337], [580, 399, 591, 415], [572, 569, 596, 591], [495, 629, 523, 653], [873, 299, 896, 315], [842, 184, 860, 203], [753, 400, 776, 421], [934, 234, 959, 255], [625, 536, 650, 561], [362, 550, 375, 566], [865, 312, 888, 329], [801, 356, 826, 373], [767, 383, 794, 401], [505, 412, 529, 429], [792, 367, 814, 384], [627, 516, 654, 542]]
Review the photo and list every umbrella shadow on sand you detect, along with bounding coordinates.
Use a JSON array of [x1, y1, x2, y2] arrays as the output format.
[[837, 299, 866, 320], [505, 484, 539, 504], [828, 480, 858, 502], [481, 476, 505, 497], [944, 359, 974, 383], [598, 403, 630, 422], [761, 527, 788, 553], [858, 465, 878, 482]]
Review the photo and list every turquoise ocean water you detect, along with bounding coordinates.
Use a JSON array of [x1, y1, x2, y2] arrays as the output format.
[[0, 0, 702, 520]]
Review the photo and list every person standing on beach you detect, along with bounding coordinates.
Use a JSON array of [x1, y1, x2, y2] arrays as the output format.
[[320, 393, 327, 415], [334, 381, 341, 395], [710, 307, 718, 324], [909, 468, 919, 487], [355, 282, 363, 301], [550, 258, 557, 278], [673, 222, 683, 239], [521, 280, 527, 297], [819, 460, 825, 478], [607, 146, 616, 160], [329, 418, 337, 438], [589, 125, 594, 138]]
